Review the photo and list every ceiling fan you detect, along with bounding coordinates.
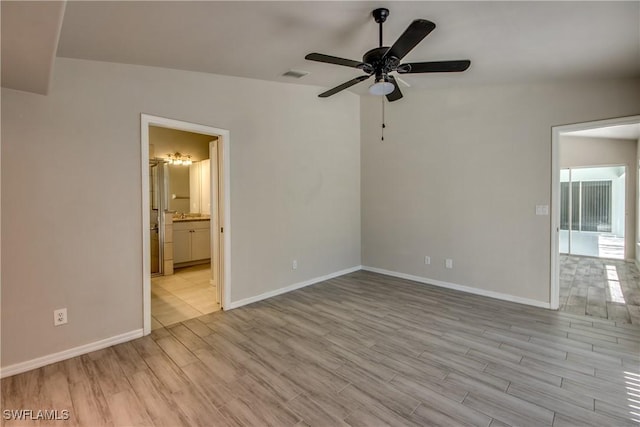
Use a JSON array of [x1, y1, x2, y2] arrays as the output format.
[[305, 8, 471, 101]]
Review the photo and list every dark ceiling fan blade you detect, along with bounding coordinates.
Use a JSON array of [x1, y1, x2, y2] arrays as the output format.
[[399, 60, 471, 73], [305, 53, 363, 68], [319, 75, 371, 98], [385, 75, 403, 102], [383, 19, 435, 61]]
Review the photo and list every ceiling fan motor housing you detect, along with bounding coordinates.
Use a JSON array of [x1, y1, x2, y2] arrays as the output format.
[[362, 47, 400, 78]]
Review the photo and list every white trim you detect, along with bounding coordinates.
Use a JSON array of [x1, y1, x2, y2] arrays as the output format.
[[362, 266, 551, 309], [0, 329, 143, 379], [551, 115, 640, 135], [221, 135, 232, 311], [140, 120, 151, 333], [227, 266, 362, 310], [550, 115, 640, 312], [551, 126, 560, 310], [209, 141, 218, 294], [140, 114, 231, 335]]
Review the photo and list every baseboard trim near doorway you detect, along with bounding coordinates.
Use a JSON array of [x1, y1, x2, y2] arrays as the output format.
[[362, 266, 551, 309], [227, 265, 362, 310], [0, 329, 144, 379]]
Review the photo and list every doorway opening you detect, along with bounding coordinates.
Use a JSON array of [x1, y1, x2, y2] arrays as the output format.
[[141, 114, 231, 335], [551, 115, 640, 324], [560, 165, 626, 259]]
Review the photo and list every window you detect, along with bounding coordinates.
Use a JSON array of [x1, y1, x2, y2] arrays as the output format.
[[560, 180, 612, 232]]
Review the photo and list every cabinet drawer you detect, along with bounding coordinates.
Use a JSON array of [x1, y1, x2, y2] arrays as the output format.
[[191, 220, 210, 230], [173, 220, 210, 231]]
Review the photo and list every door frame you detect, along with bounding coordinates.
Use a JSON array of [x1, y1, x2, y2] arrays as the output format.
[[148, 159, 166, 276], [208, 139, 222, 304], [550, 114, 640, 310], [141, 114, 231, 335]]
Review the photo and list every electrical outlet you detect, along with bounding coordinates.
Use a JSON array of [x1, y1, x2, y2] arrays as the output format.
[[445, 259, 453, 269], [54, 308, 67, 326], [424, 256, 431, 265], [292, 259, 298, 270]]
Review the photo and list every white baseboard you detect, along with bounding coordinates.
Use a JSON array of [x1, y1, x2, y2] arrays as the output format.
[[362, 266, 551, 309], [227, 265, 362, 310], [1, 329, 144, 379]]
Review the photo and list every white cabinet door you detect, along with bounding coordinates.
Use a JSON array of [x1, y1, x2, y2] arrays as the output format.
[[200, 159, 211, 215], [191, 228, 211, 261], [173, 229, 191, 263]]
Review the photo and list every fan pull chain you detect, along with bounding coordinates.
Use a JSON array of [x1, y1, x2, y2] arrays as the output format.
[[381, 97, 386, 142]]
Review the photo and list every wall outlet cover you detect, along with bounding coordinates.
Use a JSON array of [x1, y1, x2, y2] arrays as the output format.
[[54, 308, 67, 326], [535, 205, 549, 215]]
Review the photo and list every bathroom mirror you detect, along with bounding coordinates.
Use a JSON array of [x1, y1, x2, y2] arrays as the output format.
[[167, 164, 190, 213]]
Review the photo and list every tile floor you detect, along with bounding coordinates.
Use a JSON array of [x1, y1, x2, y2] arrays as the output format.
[[560, 254, 640, 324], [151, 264, 219, 329]]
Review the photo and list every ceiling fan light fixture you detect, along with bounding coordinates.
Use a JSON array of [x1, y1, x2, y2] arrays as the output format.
[[369, 80, 394, 96], [305, 8, 469, 101]]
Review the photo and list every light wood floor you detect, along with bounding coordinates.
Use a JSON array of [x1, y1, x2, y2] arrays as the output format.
[[560, 255, 640, 324], [2, 271, 639, 426]]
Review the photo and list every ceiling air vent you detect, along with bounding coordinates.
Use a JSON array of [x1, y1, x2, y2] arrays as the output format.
[[282, 69, 310, 79]]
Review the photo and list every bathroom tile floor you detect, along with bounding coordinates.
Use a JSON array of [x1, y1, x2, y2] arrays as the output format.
[[560, 254, 640, 324], [151, 264, 219, 329]]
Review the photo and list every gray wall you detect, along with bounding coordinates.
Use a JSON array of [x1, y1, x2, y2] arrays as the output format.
[[1, 58, 361, 367], [560, 135, 637, 259], [361, 78, 640, 304]]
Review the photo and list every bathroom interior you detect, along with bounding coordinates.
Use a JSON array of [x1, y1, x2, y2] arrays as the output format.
[[148, 126, 220, 329]]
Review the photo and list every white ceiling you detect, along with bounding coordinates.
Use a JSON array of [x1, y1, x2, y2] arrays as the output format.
[[3, 1, 640, 95], [1, 1, 66, 94], [564, 123, 640, 140]]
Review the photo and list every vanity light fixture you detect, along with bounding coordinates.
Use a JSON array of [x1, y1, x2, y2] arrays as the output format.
[[166, 152, 193, 166]]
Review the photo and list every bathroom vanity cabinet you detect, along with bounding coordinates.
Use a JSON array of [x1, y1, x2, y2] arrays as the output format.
[[173, 220, 210, 264]]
